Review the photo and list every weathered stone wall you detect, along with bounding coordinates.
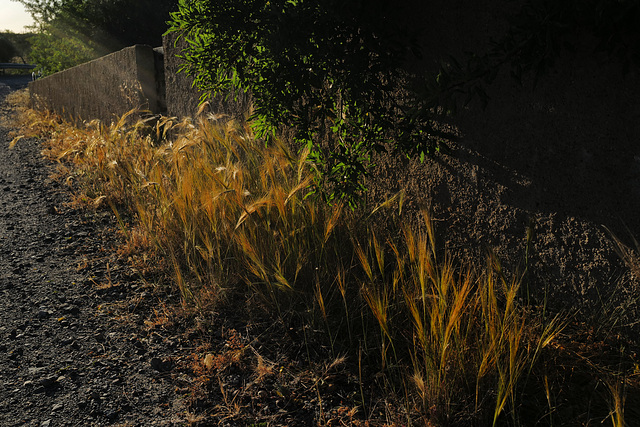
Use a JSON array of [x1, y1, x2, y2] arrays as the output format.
[[29, 45, 163, 124], [26, 34, 251, 124]]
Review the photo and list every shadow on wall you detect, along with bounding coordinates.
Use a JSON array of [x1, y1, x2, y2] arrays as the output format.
[[366, 44, 640, 320], [454, 48, 640, 240], [360, 6, 640, 322]]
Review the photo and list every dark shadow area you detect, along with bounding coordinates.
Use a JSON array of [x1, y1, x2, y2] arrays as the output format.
[[453, 44, 640, 244]]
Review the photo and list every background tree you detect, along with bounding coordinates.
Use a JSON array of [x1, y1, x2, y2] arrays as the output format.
[[12, 0, 178, 74], [0, 37, 18, 63], [26, 26, 99, 74], [0, 32, 32, 63]]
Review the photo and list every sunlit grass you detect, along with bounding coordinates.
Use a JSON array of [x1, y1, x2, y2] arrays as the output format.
[[10, 97, 639, 425]]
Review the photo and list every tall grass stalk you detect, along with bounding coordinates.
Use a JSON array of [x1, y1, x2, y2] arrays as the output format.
[[355, 212, 565, 424], [607, 380, 626, 427], [16, 104, 569, 424]]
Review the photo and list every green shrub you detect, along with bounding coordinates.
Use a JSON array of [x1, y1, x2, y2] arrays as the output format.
[[168, 0, 443, 205]]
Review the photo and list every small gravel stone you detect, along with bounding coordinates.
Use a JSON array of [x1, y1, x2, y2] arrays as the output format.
[[28, 367, 47, 376], [150, 357, 172, 372], [36, 309, 51, 319], [39, 376, 57, 388]]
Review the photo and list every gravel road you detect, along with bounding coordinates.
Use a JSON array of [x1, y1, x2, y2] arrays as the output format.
[[0, 76, 191, 426]]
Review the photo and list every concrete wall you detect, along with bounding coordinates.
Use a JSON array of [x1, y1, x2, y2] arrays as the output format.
[[163, 31, 252, 121], [29, 45, 163, 124]]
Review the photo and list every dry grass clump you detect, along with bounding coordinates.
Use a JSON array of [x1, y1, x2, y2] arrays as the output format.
[[10, 99, 639, 425]]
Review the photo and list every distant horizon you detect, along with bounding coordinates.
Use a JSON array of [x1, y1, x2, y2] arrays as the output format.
[[0, 0, 35, 33]]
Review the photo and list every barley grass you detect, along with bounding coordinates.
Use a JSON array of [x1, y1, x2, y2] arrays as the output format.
[[12, 98, 637, 425]]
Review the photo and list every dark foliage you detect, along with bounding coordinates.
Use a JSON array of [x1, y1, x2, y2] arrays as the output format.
[[0, 37, 18, 63], [17, 0, 179, 50], [15, 0, 179, 74]]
